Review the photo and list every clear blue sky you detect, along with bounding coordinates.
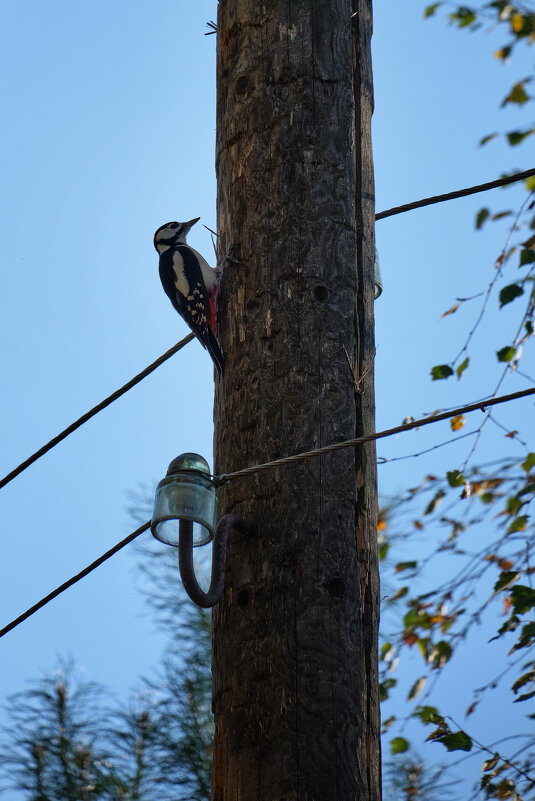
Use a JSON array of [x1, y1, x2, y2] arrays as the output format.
[[0, 0, 533, 796]]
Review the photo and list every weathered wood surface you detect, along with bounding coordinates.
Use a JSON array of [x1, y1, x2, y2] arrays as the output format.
[[212, 1, 379, 799]]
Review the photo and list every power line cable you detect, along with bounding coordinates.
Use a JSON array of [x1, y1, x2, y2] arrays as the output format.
[[3, 168, 532, 492], [2, 386, 534, 639], [0, 334, 194, 491], [215, 386, 535, 482], [375, 167, 535, 221], [0, 521, 151, 640]]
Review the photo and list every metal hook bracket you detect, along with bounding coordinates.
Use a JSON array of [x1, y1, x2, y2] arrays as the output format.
[[178, 513, 253, 608]]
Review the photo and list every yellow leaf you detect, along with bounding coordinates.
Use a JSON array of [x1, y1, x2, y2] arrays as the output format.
[[377, 518, 387, 532], [511, 12, 524, 31], [413, 520, 423, 530], [450, 414, 466, 431], [441, 301, 461, 319]]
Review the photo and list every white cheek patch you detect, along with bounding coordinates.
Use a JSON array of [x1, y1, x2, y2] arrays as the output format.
[[172, 250, 190, 296]]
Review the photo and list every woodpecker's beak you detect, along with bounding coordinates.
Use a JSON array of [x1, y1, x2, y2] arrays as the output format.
[[183, 217, 200, 232]]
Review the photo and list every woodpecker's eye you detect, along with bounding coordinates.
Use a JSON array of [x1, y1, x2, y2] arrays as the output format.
[[170, 222, 179, 229]]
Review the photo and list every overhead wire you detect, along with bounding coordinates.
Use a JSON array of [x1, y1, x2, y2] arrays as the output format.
[[2, 166, 535, 639], [214, 386, 535, 482], [0, 521, 151, 640], [0, 334, 194, 491], [2, 385, 533, 640], [375, 167, 535, 220], [1, 167, 533, 493]]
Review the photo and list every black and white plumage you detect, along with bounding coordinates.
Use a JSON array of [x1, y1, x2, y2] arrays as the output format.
[[154, 218, 224, 375]]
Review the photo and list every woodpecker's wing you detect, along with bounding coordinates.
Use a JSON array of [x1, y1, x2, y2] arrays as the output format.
[[158, 246, 224, 375], [158, 248, 183, 316]]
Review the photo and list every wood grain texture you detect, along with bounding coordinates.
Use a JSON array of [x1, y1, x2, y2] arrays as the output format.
[[212, 1, 380, 799]]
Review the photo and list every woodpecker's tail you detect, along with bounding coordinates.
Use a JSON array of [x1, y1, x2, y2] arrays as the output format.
[[207, 330, 225, 376]]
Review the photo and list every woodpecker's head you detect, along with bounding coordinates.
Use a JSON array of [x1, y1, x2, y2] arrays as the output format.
[[153, 218, 200, 254]]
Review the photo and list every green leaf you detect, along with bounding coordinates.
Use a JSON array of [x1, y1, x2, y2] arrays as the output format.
[[515, 688, 535, 702], [499, 283, 524, 307], [521, 453, 535, 473], [508, 515, 528, 533], [417, 637, 431, 660], [380, 642, 393, 660], [449, 7, 477, 27], [475, 207, 490, 229], [436, 730, 472, 752], [431, 364, 454, 381], [494, 45, 512, 61], [492, 211, 512, 221], [447, 470, 465, 488], [378, 541, 389, 561], [491, 613, 520, 640], [511, 668, 535, 700], [408, 677, 427, 700], [526, 175, 535, 191], [379, 678, 397, 702], [510, 621, 535, 652], [403, 605, 431, 630], [390, 736, 410, 755], [510, 585, 535, 614], [502, 81, 531, 106], [430, 640, 452, 669], [388, 586, 409, 603], [506, 496, 523, 516], [479, 133, 498, 147], [395, 560, 417, 573], [494, 571, 520, 593], [496, 346, 516, 362], [455, 357, 469, 379], [424, 2, 442, 16], [482, 753, 500, 772], [414, 705, 443, 725], [425, 489, 445, 515], [507, 130, 531, 146], [520, 249, 535, 266], [480, 491, 496, 504]]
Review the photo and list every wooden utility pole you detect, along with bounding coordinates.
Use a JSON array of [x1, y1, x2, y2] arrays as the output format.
[[213, 1, 379, 799]]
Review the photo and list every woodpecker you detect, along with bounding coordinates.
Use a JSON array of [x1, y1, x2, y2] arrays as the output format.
[[154, 218, 224, 375]]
